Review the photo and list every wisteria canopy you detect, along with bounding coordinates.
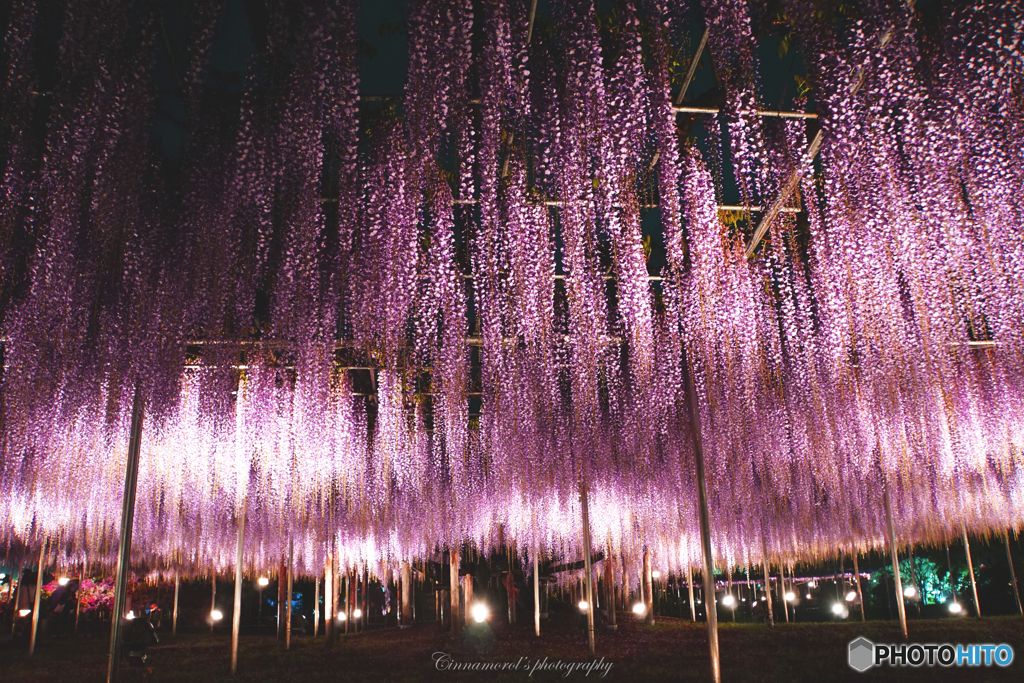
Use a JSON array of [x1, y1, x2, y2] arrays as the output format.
[[1, 0, 1022, 582]]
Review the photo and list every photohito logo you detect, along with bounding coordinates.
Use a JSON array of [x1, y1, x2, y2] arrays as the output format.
[[848, 637, 1014, 671]]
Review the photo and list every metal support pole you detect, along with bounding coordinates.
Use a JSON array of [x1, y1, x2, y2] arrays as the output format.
[[29, 543, 45, 656], [853, 554, 865, 622], [533, 546, 541, 636], [580, 481, 596, 655], [1004, 530, 1022, 615], [172, 573, 180, 636], [962, 525, 981, 618], [683, 351, 720, 683], [107, 384, 144, 683], [687, 564, 696, 621], [285, 541, 293, 650], [883, 486, 908, 639], [231, 507, 245, 675]]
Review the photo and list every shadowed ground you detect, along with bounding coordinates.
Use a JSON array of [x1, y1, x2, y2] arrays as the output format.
[[2, 613, 1022, 682]]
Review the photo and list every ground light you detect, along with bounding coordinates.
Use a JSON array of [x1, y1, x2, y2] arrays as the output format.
[[949, 602, 963, 614], [845, 590, 857, 602], [831, 603, 848, 618], [632, 602, 646, 616], [257, 576, 269, 587], [211, 609, 223, 621], [578, 600, 589, 612], [721, 594, 736, 607], [470, 602, 489, 623], [903, 585, 917, 598], [19, 609, 30, 617], [353, 608, 362, 619], [125, 610, 136, 620], [784, 591, 795, 602], [57, 577, 69, 586], [337, 611, 347, 621]]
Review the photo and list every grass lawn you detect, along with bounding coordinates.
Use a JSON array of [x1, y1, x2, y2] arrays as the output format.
[[2, 614, 1021, 682]]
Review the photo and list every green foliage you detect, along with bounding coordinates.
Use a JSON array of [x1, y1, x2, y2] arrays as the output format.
[[794, 75, 812, 99]]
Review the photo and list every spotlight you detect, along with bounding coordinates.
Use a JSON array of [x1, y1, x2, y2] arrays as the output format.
[[831, 603, 848, 617], [652, 570, 661, 579], [58, 577, 70, 586], [845, 591, 857, 602], [751, 600, 757, 606], [578, 600, 589, 612], [353, 608, 362, 619], [903, 586, 917, 599], [19, 609, 31, 617], [721, 594, 736, 608], [808, 580, 816, 588], [632, 602, 646, 616], [337, 611, 347, 621], [948, 602, 963, 614], [211, 609, 224, 621], [257, 577, 270, 587], [126, 610, 136, 620], [806, 593, 812, 600], [784, 591, 796, 602], [470, 603, 489, 624]]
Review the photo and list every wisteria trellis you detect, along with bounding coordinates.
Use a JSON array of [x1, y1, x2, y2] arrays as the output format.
[[1, 0, 1023, 584]]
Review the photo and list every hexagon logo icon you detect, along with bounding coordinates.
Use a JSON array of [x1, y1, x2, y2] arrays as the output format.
[[848, 637, 875, 672]]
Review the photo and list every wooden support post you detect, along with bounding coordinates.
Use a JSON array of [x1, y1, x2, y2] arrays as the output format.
[[762, 545, 774, 627], [344, 572, 350, 634], [884, 486, 908, 639], [642, 549, 654, 625], [29, 544, 45, 656], [75, 561, 84, 638], [962, 525, 981, 618], [361, 565, 368, 630], [401, 561, 413, 628], [210, 573, 217, 634], [277, 559, 285, 640], [231, 507, 245, 675], [450, 549, 461, 633], [313, 577, 320, 637], [605, 546, 617, 630], [580, 481, 596, 655], [533, 547, 541, 636], [687, 564, 696, 622], [172, 573, 180, 636], [505, 570, 516, 624], [683, 350, 720, 683], [285, 553, 293, 650], [324, 551, 335, 646], [107, 384, 144, 683], [463, 571, 474, 620], [780, 565, 789, 623], [1005, 530, 1022, 615], [790, 564, 798, 623], [9, 565, 23, 635], [853, 554, 865, 622]]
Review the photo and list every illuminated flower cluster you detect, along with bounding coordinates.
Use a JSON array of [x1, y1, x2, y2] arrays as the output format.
[[0, 1, 1022, 589]]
